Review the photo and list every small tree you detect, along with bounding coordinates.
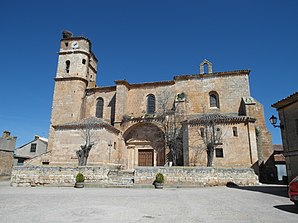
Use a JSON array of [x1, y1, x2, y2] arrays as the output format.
[[192, 113, 226, 167], [155, 172, 165, 184], [190, 145, 204, 166], [158, 90, 184, 166], [75, 172, 85, 182], [76, 120, 95, 166]]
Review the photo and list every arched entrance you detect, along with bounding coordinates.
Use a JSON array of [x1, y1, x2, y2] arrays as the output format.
[[123, 123, 165, 169]]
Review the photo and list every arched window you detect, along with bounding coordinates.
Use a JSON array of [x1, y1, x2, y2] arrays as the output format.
[[65, 60, 70, 73], [209, 92, 219, 108], [204, 63, 208, 74], [147, 94, 155, 114], [96, 97, 104, 118], [200, 59, 212, 74]]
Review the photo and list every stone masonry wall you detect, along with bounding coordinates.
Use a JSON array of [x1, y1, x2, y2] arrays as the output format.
[[278, 101, 298, 180], [187, 122, 258, 167], [113, 74, 250, 120], [50, 128, 122, 166], [84, 90, 116, 123], [245, 100, 273, 162], [11, 166, 258, 187], [11, 166, 120, 187], [135, 167, 258, 186], [0, 150, 14, 176]]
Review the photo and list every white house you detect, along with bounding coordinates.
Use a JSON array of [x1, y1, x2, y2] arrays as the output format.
[[14, 136, 48, 165]]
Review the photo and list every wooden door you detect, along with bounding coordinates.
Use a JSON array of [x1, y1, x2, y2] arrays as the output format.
[[138, 149, 153, 166]]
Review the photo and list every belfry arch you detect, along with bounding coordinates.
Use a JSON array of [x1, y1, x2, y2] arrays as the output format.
[[200, 59, 213, 74], [123, 123, 165, 169]]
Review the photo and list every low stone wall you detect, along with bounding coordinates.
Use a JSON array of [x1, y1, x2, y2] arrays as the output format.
[[11, 166, 120, 187], [135, 167, 259, 186], [11, 166, 259, 187]]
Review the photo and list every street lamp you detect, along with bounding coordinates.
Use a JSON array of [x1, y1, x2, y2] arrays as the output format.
[[269, 115, 282, 128]]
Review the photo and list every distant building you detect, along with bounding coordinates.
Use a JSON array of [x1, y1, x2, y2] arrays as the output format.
[[272, 145, 287, 183], [41, 32, 272, 178], [259, 144, 287, 184], [14, 136, 48, 166], [272, 92, 298, 181], [0, 131, 17, 176]]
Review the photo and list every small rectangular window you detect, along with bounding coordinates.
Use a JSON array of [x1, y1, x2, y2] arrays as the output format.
[[65, 60, 70, 73], [30, 143, 37, 152], [233, 127, 238, 137], [114, 142, 116, 150], [65, 42, 69, 47], [17, 160, 24, 166], [82, 59, 86, 64], [215, 148, 223, 158], [200, 128, 204, 137], [296, 119, 298, 136]]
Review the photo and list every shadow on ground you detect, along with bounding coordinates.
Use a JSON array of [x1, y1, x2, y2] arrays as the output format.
[[274, 205, 298, 214], [226, 182, 288, 198]]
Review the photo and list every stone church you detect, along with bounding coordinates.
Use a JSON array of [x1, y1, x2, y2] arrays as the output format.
[[39, 31, 272, 171]]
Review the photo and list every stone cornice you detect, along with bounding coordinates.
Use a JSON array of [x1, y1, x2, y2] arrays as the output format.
[[88, 64, 97, 74], [91, 69, 250, 91], [114, 79, 175, 90], [0, 148, 14, 153], [90, 52, 98, 62], [87, 86, 116, 93], [122, 116, 165, 124], [271, 92, 298, 109], [52, 117, 120, 134], [112, 70, 249, 90], [59, 50, 90, 57], [174, 70, 250, 81], [53, 123, 120, 134], [54, 77, 88, 85], [58, 50, 98, 63], [130, 80, 175, 89], [58, 51, 97, 73], [187, 114, 256, 126]]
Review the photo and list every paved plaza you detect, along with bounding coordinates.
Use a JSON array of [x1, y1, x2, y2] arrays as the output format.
[[0, 181, 297, 223]]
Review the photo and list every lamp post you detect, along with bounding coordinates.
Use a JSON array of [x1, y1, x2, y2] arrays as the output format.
[[269, 115, 282, 128]]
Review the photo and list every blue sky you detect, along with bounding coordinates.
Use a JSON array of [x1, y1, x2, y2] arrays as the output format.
[[0, 0, 297, 147]]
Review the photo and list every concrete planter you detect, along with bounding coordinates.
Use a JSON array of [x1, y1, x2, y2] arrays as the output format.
[[154, 182, 163, 189], [74, 182, 84, 188]]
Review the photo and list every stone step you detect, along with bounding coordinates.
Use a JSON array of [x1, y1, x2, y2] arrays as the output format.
[[85, 183, 133, 188], [108, 177, 134, 185], [106, 170, 135, 186]]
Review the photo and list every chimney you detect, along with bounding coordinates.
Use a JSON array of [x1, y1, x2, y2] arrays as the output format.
[[2, 131, 11, 138]]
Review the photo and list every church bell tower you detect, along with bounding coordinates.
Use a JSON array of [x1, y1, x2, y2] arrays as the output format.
[[50, 30, 98, 126], [48, 31, 98, 153]]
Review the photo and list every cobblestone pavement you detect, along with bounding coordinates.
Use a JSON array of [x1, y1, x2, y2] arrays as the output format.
[[0, 181, 297, 223]]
